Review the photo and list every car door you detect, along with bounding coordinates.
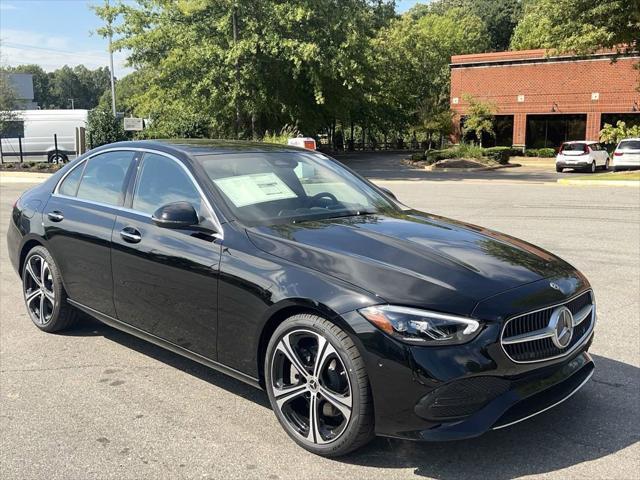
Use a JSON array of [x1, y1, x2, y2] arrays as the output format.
[[111, 151, 222, 360], [44, 149, 137, 317]]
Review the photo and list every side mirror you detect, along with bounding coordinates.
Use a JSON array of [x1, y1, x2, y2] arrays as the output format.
[[379, 186, 397, 201], [152, 201, 199, 229]]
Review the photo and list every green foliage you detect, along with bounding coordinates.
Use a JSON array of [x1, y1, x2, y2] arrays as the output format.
[[371, 6, 489, 137], [86, 108, 127, 148], [263, 124, 302, 145], [484, 146, 520, 164], [0, 71, 21, 136], [524, 148, 556, 157], [413, 0, 523, 51], [511, 0, 640, 55], [424, 145, 519, 164], [462, 95, 496, 147], [600, 121, 640, 145], [3, 64, 111, 109]]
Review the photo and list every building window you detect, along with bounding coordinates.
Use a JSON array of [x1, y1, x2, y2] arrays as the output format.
[[525, 114, 587, 149]]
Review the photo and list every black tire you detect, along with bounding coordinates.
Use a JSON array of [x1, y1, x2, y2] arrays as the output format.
[[588, 161, 596, 173], [265, 314, 374, 457], [22, 246, 79, 332], [48, 152, 68, 164], [556, 166, 563, 173], [603, 159, 609, 171]]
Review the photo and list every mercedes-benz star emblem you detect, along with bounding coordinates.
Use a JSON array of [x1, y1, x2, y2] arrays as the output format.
[[550, 306, 574, 348]]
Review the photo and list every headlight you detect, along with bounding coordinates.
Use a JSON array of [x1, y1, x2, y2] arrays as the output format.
[[358, 305, 481, 345]]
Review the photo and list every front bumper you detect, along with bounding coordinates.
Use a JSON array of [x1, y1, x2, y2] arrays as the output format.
[[415, 350, 593, 441], [342, 276, 596, 441]]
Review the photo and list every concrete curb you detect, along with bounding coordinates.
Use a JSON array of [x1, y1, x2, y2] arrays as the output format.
[[425, 163, 521, 173], [557, 178, 640, 187], [0, 171, 52, 183]]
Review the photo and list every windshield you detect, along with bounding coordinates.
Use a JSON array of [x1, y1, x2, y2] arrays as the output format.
[[197, 151, 399, 225], [618, 140, 640, 150]]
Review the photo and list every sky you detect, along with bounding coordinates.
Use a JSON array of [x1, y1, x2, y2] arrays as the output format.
[[0, 0, 428, 78]]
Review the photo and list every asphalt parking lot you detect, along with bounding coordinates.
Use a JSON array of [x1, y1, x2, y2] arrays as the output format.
[[1, 156, 639, 480]]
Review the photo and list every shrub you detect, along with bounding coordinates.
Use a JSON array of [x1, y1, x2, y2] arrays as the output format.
[[410, 152, 426, 161], [524, 148, 555, 157], [537, 148, 556, 157], [36, 162, 50, 170], [3, 162, 15, 168], [484, 146, 518, 164], [87, 108, 127, 149]]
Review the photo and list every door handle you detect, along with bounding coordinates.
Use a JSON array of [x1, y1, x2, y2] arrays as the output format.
[[47, 211, 64, 222], [120, 227, 142, 244]]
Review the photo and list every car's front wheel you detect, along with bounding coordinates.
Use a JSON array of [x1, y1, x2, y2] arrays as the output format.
[[22, 246, 79, 332], [588, 161, 596, 173], [265, 314, 374, 456]]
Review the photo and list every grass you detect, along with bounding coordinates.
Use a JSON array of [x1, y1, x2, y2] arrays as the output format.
[[572, 170, 640, 181]]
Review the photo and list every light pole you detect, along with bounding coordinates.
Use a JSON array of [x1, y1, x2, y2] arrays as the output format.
[[68, 98, 75, 109], [107, 0, 116, 117]]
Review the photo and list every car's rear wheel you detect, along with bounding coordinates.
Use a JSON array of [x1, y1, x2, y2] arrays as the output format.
[[588, 161, 596, 173], [22, 246, 78, 332], [603, 159, 610, 171], [556, 165, 563, 173], [265, 314, 374, 456]]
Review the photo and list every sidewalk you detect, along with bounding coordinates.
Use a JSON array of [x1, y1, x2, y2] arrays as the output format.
[[0, 171, 52, 184]]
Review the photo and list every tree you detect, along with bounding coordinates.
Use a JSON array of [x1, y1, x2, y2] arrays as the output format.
[[600, 121, 640, 145], [462, 94, 496, 147], [0, 71, 22, 137], [409, 0, 523, 51], [3, 64, 52, 107], [93, 0, 394, 140], [511, 0, 640, 55], [86, 107, 126, 148], [370, 7, 489, 137]]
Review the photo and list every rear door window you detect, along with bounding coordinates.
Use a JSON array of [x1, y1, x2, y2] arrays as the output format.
[[58, 162, 85, 196], [76, 151, 135, 206]]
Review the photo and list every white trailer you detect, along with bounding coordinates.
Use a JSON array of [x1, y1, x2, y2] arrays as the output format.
[[0, 109, 88, 163]]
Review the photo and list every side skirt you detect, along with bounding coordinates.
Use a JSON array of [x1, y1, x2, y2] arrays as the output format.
[[67, 299, 262, 390]]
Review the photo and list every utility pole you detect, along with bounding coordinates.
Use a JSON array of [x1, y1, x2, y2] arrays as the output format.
[[107, 0, 116, 117], [232, 3, 240, 138], [68, 98, 75, 109]]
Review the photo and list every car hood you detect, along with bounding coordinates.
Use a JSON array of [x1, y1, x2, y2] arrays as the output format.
[[246, 210, 579, 315]]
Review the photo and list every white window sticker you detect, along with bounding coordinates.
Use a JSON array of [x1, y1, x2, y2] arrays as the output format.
[[214, 173, 297, 208]]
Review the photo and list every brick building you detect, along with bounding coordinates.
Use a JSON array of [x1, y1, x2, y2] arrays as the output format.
[[450, 49, 640, 148]]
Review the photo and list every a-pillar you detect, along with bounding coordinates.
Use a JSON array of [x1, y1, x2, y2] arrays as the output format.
[[512, 113, 526, 150], [586, 112, 601, 141]]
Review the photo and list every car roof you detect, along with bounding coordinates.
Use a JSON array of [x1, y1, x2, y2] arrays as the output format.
[[617, 138, 640, 142], [97, 139, 309, 157]]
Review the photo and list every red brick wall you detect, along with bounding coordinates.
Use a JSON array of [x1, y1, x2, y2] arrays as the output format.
[[450, 51, 640, 145]]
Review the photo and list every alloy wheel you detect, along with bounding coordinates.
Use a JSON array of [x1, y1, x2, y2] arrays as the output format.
[[270, 329, 352, 445], [23, 254, 56, 325]]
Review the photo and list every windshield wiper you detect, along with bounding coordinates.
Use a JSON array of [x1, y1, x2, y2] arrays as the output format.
[[291, 210, 376, 223]]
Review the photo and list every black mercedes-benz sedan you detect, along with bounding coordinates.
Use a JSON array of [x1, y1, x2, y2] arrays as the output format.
[[7, 140, 595, 456]]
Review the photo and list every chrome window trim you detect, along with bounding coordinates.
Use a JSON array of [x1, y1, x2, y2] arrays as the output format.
[[499, 289, 595, 364], [52, 147, 224, 239]]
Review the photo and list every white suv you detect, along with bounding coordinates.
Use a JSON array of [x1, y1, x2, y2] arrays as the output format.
[[612, 138, 640, 171], [556, 141, 610, 173]]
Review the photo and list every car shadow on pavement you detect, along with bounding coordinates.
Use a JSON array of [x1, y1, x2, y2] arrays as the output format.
[[64, 319, 638, 478], [64, 315, 271, 409], [340, 353, 639, 479]]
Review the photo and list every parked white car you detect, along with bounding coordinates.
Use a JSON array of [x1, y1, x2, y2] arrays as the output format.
[[555, 141, 610, 173], [612, 138, 640, 171]]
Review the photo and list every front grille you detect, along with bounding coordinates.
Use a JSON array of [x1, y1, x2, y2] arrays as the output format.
[[501, 290, 594, 363]]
